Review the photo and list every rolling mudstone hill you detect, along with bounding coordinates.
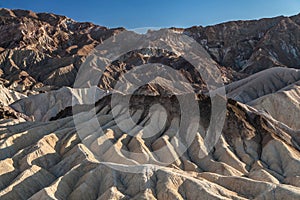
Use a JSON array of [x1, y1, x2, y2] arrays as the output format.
[[0, 8, 300, 199]]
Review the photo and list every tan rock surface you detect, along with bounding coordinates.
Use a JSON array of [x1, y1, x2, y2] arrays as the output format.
[[0, 8, 299, 200], [0, 93, 299, 199]]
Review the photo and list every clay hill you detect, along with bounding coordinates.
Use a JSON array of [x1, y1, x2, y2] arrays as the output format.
[[0, 8, 300, 200]]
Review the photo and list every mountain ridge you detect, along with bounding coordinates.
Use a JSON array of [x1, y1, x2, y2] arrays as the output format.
[[0, 8, 299, 200]]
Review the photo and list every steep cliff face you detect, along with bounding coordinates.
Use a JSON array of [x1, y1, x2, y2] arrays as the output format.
[[0, 8, 300, 200]]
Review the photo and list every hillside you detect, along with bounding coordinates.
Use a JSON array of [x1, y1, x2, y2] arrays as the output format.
[[0, 8, 299, 200]]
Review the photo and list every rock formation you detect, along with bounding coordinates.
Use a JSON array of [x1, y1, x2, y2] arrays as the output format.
[[0, 8, 299, 200]]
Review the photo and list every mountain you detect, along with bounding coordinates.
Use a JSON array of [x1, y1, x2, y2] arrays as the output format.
[[0, 8, 123, 94], [1, 8, 300, 95], [183, 14, 300, 73], [0, 8, 300, 200]]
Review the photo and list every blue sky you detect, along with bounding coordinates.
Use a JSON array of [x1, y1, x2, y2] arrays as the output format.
[[1, 0, 300, 29]]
